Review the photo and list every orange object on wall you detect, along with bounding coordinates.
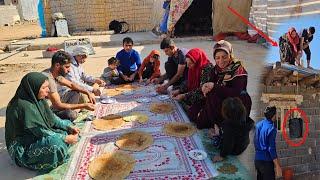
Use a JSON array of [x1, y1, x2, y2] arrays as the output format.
[[283, 168, 294, 180]]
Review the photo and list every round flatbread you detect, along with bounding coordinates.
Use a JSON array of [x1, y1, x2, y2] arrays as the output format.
[[103, 88, 122, 97], [150, 103, 174, 114], [123, 112, 149, 124], [92, 114, 125, 131], [101, 114, 122, 120], [115, 84, 139, 91], [88, 151, 135, 180], [164, 122, 197, 137], [115, 131, 154, 151]]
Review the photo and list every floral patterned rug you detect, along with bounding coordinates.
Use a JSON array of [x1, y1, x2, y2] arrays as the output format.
[[33, 85, 252, 180]]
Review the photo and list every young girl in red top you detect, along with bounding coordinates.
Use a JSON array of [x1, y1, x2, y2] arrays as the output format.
[[138, 50, 161, 84]]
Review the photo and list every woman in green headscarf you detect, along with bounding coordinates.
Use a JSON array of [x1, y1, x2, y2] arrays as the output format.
[[5, 72, 80, 172]]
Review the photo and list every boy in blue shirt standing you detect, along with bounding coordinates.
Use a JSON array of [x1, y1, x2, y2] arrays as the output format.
[[115, 37, 141, 84], [254, 106, 282, 179]]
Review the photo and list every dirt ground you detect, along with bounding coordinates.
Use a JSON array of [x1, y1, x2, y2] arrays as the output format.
[[0, 40, 266, 179], [0, 63, 47, 82], [0, 22, 42, 49]]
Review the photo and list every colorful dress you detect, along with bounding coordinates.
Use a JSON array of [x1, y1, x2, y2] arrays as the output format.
[[189, 61, 252, 129], [279, 27, 300, 65], [177, 48, 213, 108], [182, 64, 214, 105], [5, 72, 72, 172]]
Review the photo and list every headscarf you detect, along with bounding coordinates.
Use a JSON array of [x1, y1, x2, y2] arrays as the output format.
[[287, 27, 300, 54], [186, 48, 210, 91], [143, 50, 160, 62], [5, 72, 57, 147], [212, 40, 247, 83], [72, 46, 89, 57], [213, 40, 233, 58], [138, 50, 161, 79]]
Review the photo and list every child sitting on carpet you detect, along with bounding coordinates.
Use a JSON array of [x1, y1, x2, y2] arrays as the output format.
[[101, 57, 120, 85], [138, 50, 161, 84], [210, 97, 254, 162]]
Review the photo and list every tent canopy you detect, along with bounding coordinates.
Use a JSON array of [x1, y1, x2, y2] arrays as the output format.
[[167, 0, 252, 35]]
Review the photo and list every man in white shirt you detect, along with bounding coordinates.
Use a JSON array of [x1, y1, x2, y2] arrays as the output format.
[[65, 46, 105, 97]]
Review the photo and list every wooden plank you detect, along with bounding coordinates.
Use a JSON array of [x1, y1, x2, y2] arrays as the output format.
[[299, 75, 320, 86]]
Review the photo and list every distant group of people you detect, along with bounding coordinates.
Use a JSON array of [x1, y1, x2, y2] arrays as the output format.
[[8, 36, 284, 178], [279, 26, 315, 68]]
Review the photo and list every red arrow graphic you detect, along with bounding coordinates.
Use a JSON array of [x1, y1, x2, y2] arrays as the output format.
[[227, 4, 278, 47]]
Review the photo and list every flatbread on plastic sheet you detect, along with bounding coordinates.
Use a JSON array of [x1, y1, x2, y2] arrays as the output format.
[[150, 103, 174, 114], [103, 88, 122, 97], [115, 131, 154, 151], [164, 122, 197, 137], [92, 114, 125, 131], [88, 151, 135, 180], [115, 84, 139, 91], [123, 112, 149, 124]]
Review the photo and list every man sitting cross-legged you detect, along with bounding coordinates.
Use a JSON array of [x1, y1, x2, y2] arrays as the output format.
[[43, 51, 96, 121], [65, 46, 106, 97], [115, 37, 142, 84], [154, 38, 188, 94]]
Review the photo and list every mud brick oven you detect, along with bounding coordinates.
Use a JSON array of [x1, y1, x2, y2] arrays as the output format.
[[256, 62, 320, 176]]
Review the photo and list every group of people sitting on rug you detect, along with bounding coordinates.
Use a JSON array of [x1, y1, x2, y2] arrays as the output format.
[[5, 37, 255, 173], [279, 26, 315, 68]]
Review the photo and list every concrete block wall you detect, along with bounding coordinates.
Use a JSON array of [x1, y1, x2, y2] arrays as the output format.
[[42, 0, 163, 36], [0, 5, 20, 26], [254, 85, 320, 176], [249, 0, 267, 34], [250, 0, 320, 39]]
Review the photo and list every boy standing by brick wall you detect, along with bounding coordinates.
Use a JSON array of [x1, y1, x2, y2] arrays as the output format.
[[254, 106, 282, 180]]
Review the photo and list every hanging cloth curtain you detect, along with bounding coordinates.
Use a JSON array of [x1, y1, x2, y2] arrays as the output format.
[[167, 0, 194, 34], [213, 0, 252, 35]]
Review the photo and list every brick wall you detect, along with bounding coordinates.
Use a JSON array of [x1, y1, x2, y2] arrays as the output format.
[[254, 85, 320, 176], [0, 5, 20, 26], [42, 0, 163, 36], [250, 0, 320, 39]]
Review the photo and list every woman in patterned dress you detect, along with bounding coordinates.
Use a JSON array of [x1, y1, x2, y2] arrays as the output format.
[[172, 48, 213, 111], [5, 72, 79, 172], [193, 40, 252, 129], [279, 27, 302, 65]]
